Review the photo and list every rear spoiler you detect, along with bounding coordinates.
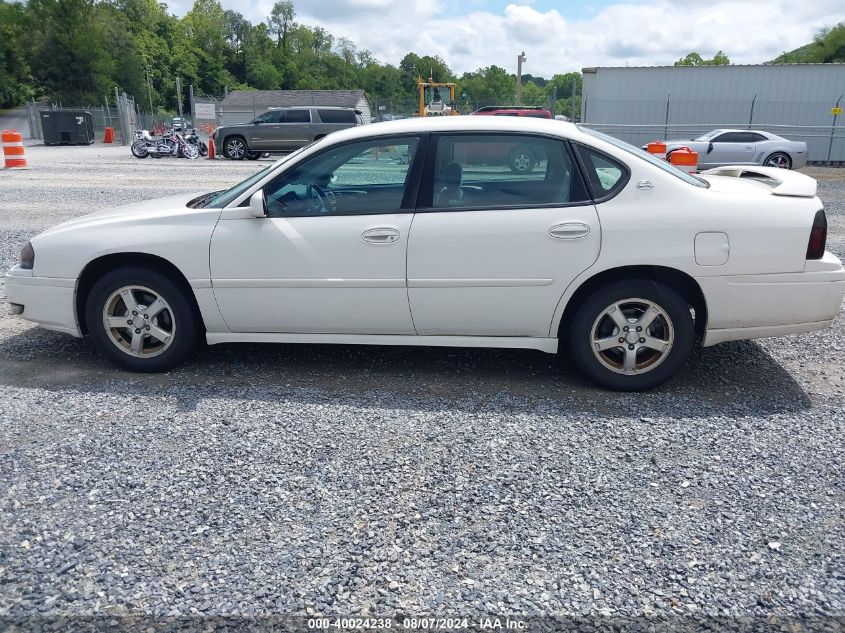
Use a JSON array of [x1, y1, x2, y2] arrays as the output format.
[[700, 166, 817, 197]]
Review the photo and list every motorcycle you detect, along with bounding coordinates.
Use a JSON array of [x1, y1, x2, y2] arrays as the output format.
[[131, 128, 199, 159], [184, 128, 208, 157]]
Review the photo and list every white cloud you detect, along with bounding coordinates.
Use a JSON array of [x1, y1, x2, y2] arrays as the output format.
[[169, 0, 845, 76]]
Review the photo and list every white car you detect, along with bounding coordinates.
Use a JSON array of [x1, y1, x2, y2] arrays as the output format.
[[6, 117, 844, 390], [651, 129, 808, 170]]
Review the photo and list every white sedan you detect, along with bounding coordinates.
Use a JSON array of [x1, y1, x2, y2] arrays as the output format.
[[6, 117, 844, 390]]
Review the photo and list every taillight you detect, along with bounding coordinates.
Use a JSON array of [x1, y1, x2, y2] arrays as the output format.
[[806, 209, 827, 259]]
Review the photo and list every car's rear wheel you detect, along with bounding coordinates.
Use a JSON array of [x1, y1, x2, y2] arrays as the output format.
[[764, 152, 791, 169], [507, 146, 537, 173], [566, 279, 695, 391], [224, 136, 247, 160], [85, 267, 199, 372]]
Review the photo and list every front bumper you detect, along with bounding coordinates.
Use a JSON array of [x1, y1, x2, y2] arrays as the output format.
[[700, 251, 845, 346], [5, 268, 82, 337]]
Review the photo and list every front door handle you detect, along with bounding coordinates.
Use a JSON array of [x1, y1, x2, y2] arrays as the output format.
[[362, 227, 400, 244], [549, 222, 591, 240]]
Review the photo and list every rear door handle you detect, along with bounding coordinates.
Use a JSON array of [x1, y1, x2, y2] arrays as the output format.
[[361, 227, 400, 244], [549, 222, 591, 240]]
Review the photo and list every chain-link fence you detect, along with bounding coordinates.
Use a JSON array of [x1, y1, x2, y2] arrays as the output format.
[[25, 93, 168, 146], [582, 94, 845, 164]]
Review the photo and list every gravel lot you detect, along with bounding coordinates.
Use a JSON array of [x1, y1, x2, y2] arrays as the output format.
[[0, 145, 843, 630]]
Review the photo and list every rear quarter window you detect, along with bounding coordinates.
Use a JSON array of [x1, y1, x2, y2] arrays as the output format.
[[318, 109, 357, 124], [574, 144, 629, 200]]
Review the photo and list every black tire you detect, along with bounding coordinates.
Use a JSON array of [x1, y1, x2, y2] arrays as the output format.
[[223, 135, 248, 160], [507, 145, 537, 173], [130, 141, 149, 158], [566, 279, 695, 391], [85, 266, 200, 372], [764, 152, 792, 170]]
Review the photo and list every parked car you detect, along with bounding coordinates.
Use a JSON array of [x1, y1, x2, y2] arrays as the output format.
[[171, 117, 191, 131], [472, 106, 553, 119], [647, 129, 808, 169], [213, 106, 364, 160], [6, 117, 843, 390]]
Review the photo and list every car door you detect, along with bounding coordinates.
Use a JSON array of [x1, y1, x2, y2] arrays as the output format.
[[248, 111, 283, 150], [707, 132, 757, 166], [406, 133, 603, 337], [209, 135, 423, 334], [281, 109, 312, 151]]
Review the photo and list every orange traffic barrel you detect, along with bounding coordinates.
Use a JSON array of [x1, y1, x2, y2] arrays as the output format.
[[669, 146, 698, 174], [2, 129, 27, 169], [104, 127, 114, 143], [207, 136, 215, 159], [646, 141, 667, 161]]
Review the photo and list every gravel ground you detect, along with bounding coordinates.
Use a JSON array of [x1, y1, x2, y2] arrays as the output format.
[[0, 145, 843, 630]]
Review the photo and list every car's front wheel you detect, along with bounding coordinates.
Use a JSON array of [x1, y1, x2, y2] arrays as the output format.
[[764, 152, 792, 169], [566, 279, 695, 391], [85, 267, 199, 372], [223, 136, 248, 160]]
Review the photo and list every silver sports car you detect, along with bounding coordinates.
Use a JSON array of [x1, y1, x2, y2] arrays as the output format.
[[646, 129, 807, 170]]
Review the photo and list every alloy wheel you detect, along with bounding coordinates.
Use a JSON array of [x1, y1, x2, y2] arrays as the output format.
[[590, 298, 675, 375], [226, 139, 245, 159], [765, 154, 790, 169], [102, 285, 176, 359], [512, 152, 532, 172]]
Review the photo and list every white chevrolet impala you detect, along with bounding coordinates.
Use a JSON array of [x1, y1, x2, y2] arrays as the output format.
[[6, 117, 844, 390]]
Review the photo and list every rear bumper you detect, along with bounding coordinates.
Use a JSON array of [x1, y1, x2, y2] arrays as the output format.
[[700, 252, 845, 346], [5, 268, 81, 337]]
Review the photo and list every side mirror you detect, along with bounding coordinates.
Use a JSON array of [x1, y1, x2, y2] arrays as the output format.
[[248, 190, 266, 218], [253, 120, 261, 125]]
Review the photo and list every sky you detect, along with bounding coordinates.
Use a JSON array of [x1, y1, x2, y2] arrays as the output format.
[[168, 0, 845, 77]]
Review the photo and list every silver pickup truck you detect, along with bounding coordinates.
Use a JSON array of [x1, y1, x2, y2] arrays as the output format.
[[212, 106, 364, 160]]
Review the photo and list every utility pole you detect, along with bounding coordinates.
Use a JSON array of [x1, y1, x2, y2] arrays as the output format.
[[516, 51, 526, 105], [189, 84, 194, 120], [144, 65, 154, 115], [175, 77, 183, 123]]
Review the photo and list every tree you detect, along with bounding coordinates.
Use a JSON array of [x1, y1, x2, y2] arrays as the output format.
[[772, 22, 845, 63], [544, 72, 582, 117], [0, 2, 35, 107], [267, 0, 295, 50], [674, 51, 730, 66], [459, 66, 514, 102]]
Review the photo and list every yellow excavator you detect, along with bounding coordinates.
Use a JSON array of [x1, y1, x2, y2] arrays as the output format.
[[417, 75, 459, 116]]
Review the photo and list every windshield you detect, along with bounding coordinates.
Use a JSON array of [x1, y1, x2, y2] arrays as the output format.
[[578, 126, 709, 188], [205, 142, 318, 208], [693, 130, 722, 141]]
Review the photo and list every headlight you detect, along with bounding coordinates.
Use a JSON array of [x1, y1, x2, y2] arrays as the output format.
[[20, 241, 34, 270]]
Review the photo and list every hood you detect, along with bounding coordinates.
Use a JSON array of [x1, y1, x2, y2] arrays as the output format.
[[37, 191, 215, 237]]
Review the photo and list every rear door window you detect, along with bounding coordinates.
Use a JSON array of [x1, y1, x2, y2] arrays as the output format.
[[283, 110, 311, 123], [424, 134, 590, 209]]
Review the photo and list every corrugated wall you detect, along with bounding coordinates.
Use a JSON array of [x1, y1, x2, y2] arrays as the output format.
[[581, 65, 845, 162]]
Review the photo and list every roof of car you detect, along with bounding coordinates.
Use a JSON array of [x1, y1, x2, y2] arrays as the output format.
[[319, 115, 581, 145], [266, 105, 357, 111]]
